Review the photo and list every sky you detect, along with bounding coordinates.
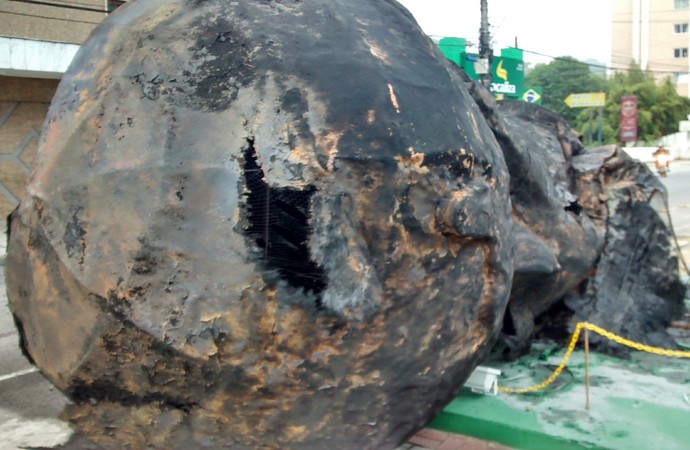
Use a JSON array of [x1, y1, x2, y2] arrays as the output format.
[[396, 0, 613, 67]]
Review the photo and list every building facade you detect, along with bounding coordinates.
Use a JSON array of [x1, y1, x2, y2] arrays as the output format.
[[0, 0, 124, 220], [612, 0, 690, 96]]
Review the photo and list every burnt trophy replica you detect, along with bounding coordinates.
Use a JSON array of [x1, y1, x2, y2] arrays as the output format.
[[5, 0, 514, 448], [466, 81, 686, 358]]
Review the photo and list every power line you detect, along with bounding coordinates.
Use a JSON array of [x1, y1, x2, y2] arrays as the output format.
[[2, 3, 689, 79], [612, 8, 690, 15], [611, 19, 690, 23], [434, 42, 690, 77], [502, 48, 690, 79]]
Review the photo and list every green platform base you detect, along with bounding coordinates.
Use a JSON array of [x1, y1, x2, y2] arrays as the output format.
[[429, 345, 690, 450]]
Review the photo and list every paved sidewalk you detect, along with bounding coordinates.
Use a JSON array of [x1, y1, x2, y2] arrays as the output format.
[[402, 428, 510, 450]]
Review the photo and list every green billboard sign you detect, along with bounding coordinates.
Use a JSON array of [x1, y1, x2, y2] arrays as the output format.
[[436, 38, 526, 101], [437, 37, 465, 66], [490, 49, 524, 100]]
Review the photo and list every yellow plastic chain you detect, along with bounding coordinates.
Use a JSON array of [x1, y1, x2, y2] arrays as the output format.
[[498, 322, 690, 394]]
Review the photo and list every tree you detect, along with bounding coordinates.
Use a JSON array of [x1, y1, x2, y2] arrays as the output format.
[[603, 62, 690, 145], [525, 56, 607, 126], [526, 58, 690, 146]]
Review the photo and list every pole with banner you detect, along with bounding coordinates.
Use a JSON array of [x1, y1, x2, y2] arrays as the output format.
[[588, 109, 594, 146], [597, 106, 603, 145], [619, 96, 638, 143]]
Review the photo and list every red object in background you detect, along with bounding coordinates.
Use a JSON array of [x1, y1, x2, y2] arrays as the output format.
[[620, 95, 638, 142]]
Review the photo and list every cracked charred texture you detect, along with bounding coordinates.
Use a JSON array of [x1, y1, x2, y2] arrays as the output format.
[[466, 93, 606, 359], [6, 1, 514, 449], [565, 156, 686, 354], [467, 86, 685, 360]]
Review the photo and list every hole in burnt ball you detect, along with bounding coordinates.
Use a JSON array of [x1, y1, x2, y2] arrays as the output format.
[[564, 200, 582, 216], [242, 139, 326, 302], [501, 308, 517, 336]]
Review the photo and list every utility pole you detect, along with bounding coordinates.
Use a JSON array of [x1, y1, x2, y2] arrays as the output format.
[[479, 0, 492, 88]]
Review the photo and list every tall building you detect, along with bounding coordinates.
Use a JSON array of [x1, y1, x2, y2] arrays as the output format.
[[612, 0, 690, 96], [0, 0, 124, 220]]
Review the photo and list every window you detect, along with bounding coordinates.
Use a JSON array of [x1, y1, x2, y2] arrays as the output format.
[[675, 0, 689, 9], [674, 23, 689, 34], [106, 0, 125, 13], [674, 48, 689, 58]]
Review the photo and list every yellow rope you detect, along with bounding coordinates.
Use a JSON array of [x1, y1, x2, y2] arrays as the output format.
[[498, 322, 690, 394]]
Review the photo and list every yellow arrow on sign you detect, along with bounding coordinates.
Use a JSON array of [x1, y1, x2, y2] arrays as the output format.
[[564, 92, 606, 108]]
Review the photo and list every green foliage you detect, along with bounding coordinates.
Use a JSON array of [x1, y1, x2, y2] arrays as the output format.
[[603, 62, 690, 144], [525, 59, 690, 146]]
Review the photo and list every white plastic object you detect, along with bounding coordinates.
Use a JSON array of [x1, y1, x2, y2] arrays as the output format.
[[464, 366, 502, 395]]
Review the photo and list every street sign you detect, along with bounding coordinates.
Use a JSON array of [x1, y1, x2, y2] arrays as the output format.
[[489, 55, 524, 99], [564, 92, 606, 108]]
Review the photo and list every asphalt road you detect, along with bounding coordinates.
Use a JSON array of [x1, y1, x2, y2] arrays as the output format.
[[0, 238, 73, 450], [659, 161, 690, 272], [0, 160, 689, 450]]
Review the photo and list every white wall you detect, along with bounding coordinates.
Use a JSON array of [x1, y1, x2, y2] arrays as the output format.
[[0, 37, 79, 79], [661, 132, 690, 160], [621, 146, 659, 163]]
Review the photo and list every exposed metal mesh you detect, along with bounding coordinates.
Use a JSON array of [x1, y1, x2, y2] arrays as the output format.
[[242, 139, 326, 297]]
